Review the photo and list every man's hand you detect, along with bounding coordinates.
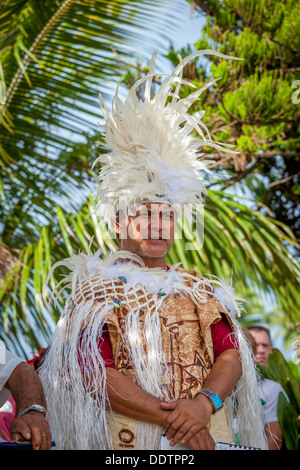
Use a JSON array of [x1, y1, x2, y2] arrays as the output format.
[[159, 350, 242, 450], [10, 411, 51, 450], [160, 394, 214, 449]]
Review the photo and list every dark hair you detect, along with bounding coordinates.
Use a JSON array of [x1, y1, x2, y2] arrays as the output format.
[[242, 328, 257, 354], [247, 325, 272, 343]]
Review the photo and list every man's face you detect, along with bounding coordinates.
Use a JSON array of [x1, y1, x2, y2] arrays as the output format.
[[250, 329, 272, 368], [116, 202, 176, 264]]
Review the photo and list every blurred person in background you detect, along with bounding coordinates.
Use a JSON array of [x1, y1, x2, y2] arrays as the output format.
[[248, 326, 272, 368]]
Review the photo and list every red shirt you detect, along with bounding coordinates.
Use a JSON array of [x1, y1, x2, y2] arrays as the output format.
[[211, 316, 237, 357]]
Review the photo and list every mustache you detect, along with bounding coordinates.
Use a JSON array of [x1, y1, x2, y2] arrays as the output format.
[[145, 231, 169, 239]]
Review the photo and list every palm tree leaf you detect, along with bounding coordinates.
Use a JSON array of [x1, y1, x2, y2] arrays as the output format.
[[0, 0, 178, 247]]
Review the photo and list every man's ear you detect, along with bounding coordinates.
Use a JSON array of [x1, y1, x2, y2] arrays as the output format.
[[112, 216, 120, 239]]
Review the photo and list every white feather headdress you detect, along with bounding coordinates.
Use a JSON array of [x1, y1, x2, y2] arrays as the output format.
[[93, 50, 241, 226]]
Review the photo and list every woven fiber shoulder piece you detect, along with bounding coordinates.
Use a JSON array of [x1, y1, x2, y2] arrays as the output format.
[[46, 248, 245, 319]]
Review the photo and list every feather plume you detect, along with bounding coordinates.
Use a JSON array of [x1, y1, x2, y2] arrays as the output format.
[[93, 50, 242, 227]]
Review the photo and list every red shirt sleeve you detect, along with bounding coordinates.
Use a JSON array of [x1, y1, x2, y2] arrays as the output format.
[[204, 281, 239, 358], [97, 327, 115, 368], [0, 396, 16, 441], [211, 315, 238, 358]]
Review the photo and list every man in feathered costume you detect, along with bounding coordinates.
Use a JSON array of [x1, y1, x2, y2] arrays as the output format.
[[40, 50, 267, 450]]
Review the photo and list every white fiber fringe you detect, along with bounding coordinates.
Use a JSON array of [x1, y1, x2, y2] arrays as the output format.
[[40, 249, 267, 450], [92, 49, 242, 228], [39, 301, 113, 449]]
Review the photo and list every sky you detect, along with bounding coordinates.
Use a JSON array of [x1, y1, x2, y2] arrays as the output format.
[[161, 1, 206, 50]]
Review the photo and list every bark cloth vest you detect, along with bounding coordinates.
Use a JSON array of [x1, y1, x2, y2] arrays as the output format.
[[104, 268, 234, 449]]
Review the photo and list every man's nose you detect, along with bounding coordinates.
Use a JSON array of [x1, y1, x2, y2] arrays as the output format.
[[148, 216, 163, 232]]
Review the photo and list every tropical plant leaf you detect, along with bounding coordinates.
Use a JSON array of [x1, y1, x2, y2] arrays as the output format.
[[0, 0, 178, 247]]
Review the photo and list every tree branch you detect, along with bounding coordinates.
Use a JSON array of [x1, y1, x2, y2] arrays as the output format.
[[268, 171, 300, 189], [262, 34, 300, 56]]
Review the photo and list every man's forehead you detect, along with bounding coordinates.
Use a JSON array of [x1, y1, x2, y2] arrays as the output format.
[[130, 202, 174, 214]]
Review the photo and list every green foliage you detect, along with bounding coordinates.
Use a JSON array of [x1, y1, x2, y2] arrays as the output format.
[[0, 198, 119, 355], [259, 348, 300, 450], [182, 0, 300, 238]]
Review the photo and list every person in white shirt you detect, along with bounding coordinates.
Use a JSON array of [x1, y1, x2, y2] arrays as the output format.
[[257, 377, 285, 449]]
